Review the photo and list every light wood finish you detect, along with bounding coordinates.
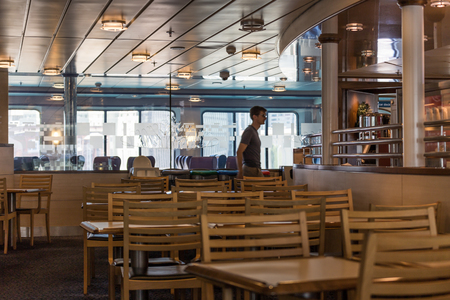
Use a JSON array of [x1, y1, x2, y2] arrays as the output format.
[[175, 179, 232, 192], [341, 207, 438, 259], [293, 189, 353, 220], [172, 186, 228, 202], [130, 175, 169, 191], [252, 184, 308, 199], [122, 200, 205, 300], [91, 182, 140, 188], [82, 185, 141, 295], [201, 212, 310, 262], [16, 175, 53, 246], [234, 177, 281, 192], [107, 193, 177, 300], [186, 257, 360, 299], [356, 232, 450, 300], [246, 196, 326, 256], [175, 178, 218, 184], [197, 191, 263, 215], [369, 202, 443, 234], [0, 178, 16, 254], [240, 180, 287, 192], [121, 177, 168, 193]]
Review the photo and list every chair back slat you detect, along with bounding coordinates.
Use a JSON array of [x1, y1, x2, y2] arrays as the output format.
[[293, 189, 353, 217], [198, 191, 263, 214]]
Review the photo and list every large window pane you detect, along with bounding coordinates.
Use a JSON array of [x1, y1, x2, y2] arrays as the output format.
[[267, 112, 297, 168], [236, 112, 266, 168], [106, 111, 139, 170], [9, 110, 40, 157], [77, 111, 105, 170], [141, 110, 174, 169], [202, 112, 234, 157]]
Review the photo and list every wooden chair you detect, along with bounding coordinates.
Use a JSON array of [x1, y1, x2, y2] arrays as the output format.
[[130, 175, 169, 191], [175, 179, 232, 191], [171, 185, 227, 202], [240, 180, 287, 192], [369, 202, 443, 233], [293, 189, 353, 219], [234, 176, 280, 192], [107, 193, 180, 300], [0, 178, 16, 254], [245, 196, 326, 256], [82, 185, 141, 295], [16, 174, 53, 246], [341, 207, 438, 260], [91, 182, 140, 188], [121, 178, 167, 193], [252, 184, 308, 199], [356, 232, 450, 300], [200, 212, 310, 300], [197, 191, 263, 215], [121, 200, 205, 300]]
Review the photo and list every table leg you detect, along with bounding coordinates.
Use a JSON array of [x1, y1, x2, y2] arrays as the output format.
[[130, 250, 149, 300], [223, 287, 233, 300], [7, 192, 16, 248]]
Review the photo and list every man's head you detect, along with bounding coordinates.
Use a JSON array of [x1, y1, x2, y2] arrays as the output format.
[[250, 106, 267, 123]]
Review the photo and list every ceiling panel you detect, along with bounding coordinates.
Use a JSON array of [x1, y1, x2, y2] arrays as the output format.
[[73, 39, 116, 73], [25, 0, 67, 37], [0, 0, 28, 36], [18, 37, 53, 72]]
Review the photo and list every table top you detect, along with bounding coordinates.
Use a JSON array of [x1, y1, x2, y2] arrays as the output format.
[[80, 221, 195, 234], [185, 257, 360, 296], [7, 188, 47, 193]]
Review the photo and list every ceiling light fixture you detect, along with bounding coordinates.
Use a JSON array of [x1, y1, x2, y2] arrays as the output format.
[[131, 53, 150, 62], [361, 49, 375, 57], [312, 76, 321, 82], [189, 96, 201, 102], [302, 68, 312, 74], [0, 59, 15, 68], [177, 71, 192, 79], [239, 18, 265, 32], [315, 42, 322, 49], [303, 56, 315, 63], [430, 0, 450, 7], [53, 83, 64, 89], [345, 23, 364, 31], [242, 51, 261, 60], [50, 95, 64, 101], [100, 20, 127, 32], [272, 86, 286, 92], [43, 68, 60, 75], [165, 84, 180, 91]]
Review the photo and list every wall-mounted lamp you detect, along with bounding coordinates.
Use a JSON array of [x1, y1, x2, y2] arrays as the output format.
[[272, 86, 286, 92], [165, 84, 180, 91], [242, 51, 261, 60], [43, 68, 60, 76], [345, 23, 363, 31], [0, 59, 15, 68], [101, 20, 127, 32], [177, 71, 192, 79], [131, 53, 150, 62]]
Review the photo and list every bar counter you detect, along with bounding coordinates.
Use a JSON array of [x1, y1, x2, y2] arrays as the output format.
[[293, 164, 450, 233]]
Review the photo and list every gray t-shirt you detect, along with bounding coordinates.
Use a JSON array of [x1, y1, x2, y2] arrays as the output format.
[[240, 125, 261, 168]]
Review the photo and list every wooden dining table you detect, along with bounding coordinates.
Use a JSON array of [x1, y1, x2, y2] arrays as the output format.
[[186, 257, 360, 300]]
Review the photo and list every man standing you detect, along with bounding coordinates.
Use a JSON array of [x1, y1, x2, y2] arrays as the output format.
[[236, 106, 267, 179]]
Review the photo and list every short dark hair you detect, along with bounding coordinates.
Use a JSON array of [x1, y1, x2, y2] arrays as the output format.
[[250, 106, 267, 120]]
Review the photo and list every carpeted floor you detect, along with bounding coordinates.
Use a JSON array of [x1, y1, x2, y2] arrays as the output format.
[[0, 236, 177, 300]]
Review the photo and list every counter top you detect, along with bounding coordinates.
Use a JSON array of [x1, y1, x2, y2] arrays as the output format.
[[294, 164, 450, 176]]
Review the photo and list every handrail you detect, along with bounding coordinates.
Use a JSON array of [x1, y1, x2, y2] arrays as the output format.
[[332, 124, 402, 134], [424, 119, 450, 127], [332, 138, 402, 146]]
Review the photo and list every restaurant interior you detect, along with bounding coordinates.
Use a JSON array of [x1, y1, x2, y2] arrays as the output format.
[[2, 0, 450, 299]]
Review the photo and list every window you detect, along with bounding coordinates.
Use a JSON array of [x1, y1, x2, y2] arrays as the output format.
[[9, 110, 40, 157], [77, 111, 105, 170], [267, 112, 297, 168], [202, 112, 234, 157]]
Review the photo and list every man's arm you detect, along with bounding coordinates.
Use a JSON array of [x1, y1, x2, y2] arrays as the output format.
[[236, 142, 248, 179]]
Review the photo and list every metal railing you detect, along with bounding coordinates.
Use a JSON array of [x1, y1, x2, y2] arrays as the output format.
[[423, 120, 450, 167]]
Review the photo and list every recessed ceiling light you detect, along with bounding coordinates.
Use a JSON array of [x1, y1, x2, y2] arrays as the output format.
[[131, 53, 150, 62], [165, 84, 180, 91], [302, 68, 312, 74], [53, 83, 64, 89], [312, 76, 321, 82], [280, 77, 287, 81], [189, 96, 201, 102], [303, 56, 315, 63], [101, 20, 127, 32], [361, 50, 375, 57], [50, 95, 64, 101], [170, 46, 185, 50], [345, 23, 363, 31], [273, 86, 286, 92], [43, 68, 60, 76], [239, 18, 265, 32], [0, 59, 15, 68], [242, 51, 261, 60], [430, 0, 450, 7], [177, 71, 192, 79]]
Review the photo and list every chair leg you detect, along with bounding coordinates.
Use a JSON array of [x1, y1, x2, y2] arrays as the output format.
[[83, 235, 89, 294], [12, 217, 17, 250], [17, 214, 21, 243], [3, 220, 8, 254], [30, 212, 34, 246], [45, 213, 51, 243], [109, 264, 116, 300]]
